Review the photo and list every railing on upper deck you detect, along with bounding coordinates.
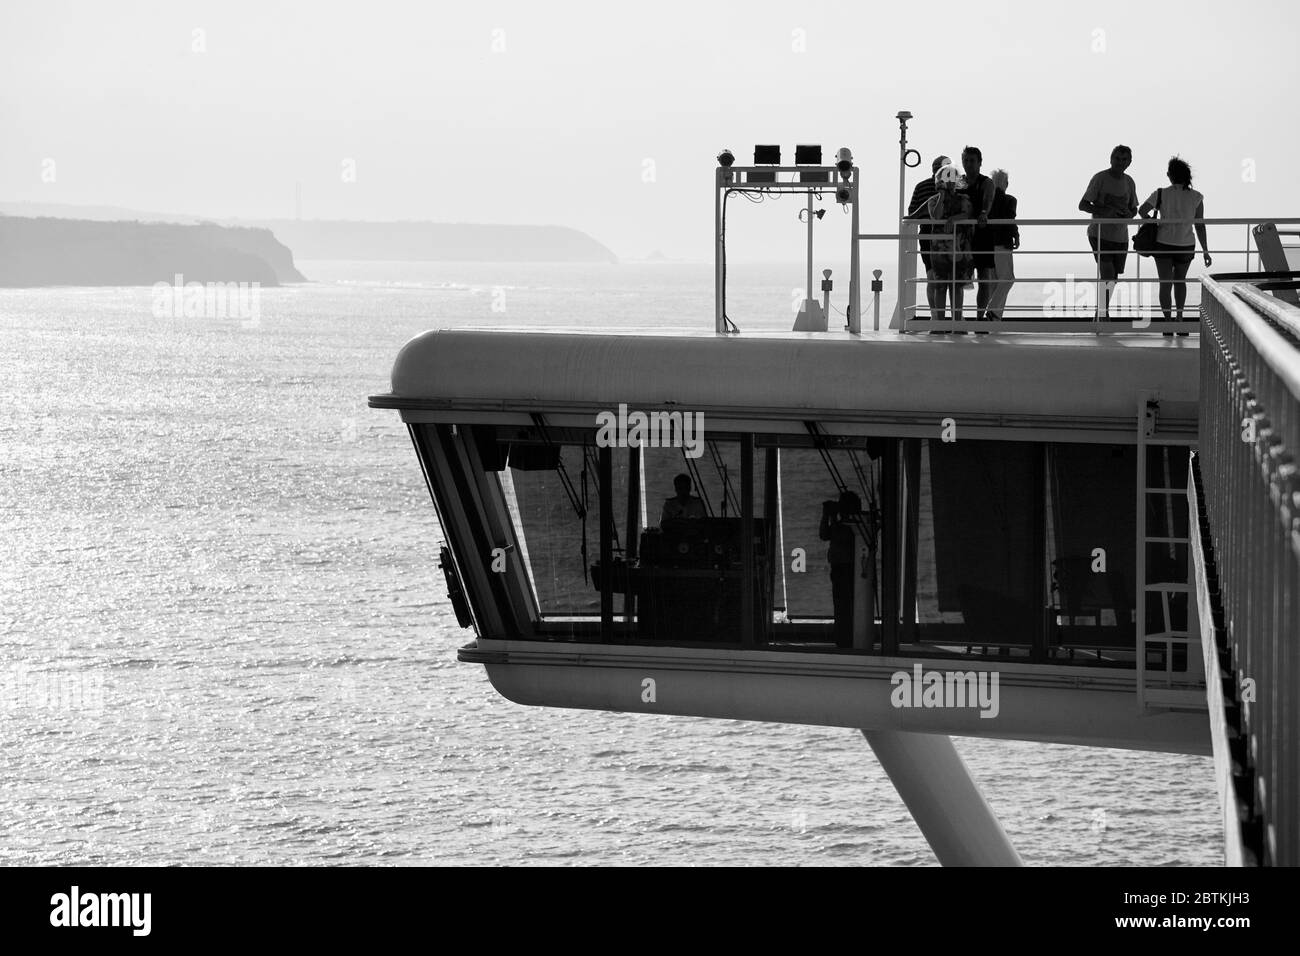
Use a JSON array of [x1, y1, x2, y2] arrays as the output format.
[[1198, 273, 1300, 865], [858, 110, 1300, 336], [864, 216, 1300, 335]]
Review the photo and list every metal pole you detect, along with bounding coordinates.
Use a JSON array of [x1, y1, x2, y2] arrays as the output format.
[[715, 168, 724, 333], [863, 730, 1023, 866], [741, 434, 755, 646], [1135, 242, 1142, 327], [764, 446, 780, 634], [806, 190, 815, 309], [851, 169, 862, 332], [625, 445, 641, 625], [774, 448, 788, 622], [873, 269, 882, 329], [1136, 392, 1149, 710], [896, 112, 911, 335], [599, 444, 613, 640]]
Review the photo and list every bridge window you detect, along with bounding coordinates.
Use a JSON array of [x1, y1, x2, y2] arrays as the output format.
[[634, 438, 768, 644], [915, 439, 1044, 650], [1049, 444, 1139, 662], [497, 428, 635, 624], [420, 422, 1152, 667]]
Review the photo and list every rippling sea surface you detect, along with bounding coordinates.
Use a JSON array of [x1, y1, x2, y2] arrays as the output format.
[[1, 260, 1220, 865]]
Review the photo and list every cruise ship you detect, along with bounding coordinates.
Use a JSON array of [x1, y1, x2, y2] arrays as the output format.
[[370, 113, 1300, 866]]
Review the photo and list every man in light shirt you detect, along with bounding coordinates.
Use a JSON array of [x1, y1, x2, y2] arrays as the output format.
[[1079, 145, 1138, 319]]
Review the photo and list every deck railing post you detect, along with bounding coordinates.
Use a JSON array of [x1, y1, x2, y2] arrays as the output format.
[[741, 434, 756, 646], [598, 443, 613, 640], [714, 167, 724, 334], [891, 222, 918, 330], [850, 167, 862, 333]]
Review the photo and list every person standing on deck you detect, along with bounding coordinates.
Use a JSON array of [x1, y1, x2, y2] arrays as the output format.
[[984, 168, 1020, 321], [1138, 156, 1212, 336], [961, 146, 997, 320], [908, 154, 952, 320], [820, 491, 862, 650], [1079, 145, 1138, 319], [927, 165, 976, 324]]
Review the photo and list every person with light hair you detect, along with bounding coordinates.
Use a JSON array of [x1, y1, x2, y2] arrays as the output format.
[[907, 154, 952, 319], [926, 164, 975, 324], [984, 168, 1020, 321]]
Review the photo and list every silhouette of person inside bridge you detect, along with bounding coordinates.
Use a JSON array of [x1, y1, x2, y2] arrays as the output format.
[[820, 490, 862, 650], [660, 473, 706, 524]]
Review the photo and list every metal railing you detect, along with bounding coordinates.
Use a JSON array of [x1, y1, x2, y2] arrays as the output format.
[[1198, 274, 1300, 865], [872, 111, 1300, 335], [882, 216, 1300, 334]]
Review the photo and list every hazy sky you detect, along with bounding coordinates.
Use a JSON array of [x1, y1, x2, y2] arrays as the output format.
[[3, 0, 1298, 260]]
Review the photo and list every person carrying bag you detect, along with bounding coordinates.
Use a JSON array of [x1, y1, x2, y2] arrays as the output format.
[[1137, 157, 1212, 334], [1133, 188, 1161, 257]]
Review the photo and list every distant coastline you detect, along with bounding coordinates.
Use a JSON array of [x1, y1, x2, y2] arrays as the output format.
[[252, 220, 619, 264], [0, 203, 621, 277], [0, 215, 304, 288]]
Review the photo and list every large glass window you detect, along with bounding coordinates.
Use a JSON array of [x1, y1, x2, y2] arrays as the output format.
[[426, 422, 1146, 666], [919, 439, 1044, 649], [505, 450, 600, 616], [494, 428, 634, 621], [635, 438, 767, 644], [1050, 443, 1138, 659], [909, 439, 1140, 662]]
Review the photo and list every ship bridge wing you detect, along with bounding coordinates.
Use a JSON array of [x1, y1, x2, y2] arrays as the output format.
[[371, 328, 1197, 439]]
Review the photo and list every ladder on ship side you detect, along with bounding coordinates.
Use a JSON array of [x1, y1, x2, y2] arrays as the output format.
[[1136, 392, 1205, 711]]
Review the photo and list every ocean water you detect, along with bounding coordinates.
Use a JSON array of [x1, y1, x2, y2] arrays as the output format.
[[0, 260, 1220, 866]]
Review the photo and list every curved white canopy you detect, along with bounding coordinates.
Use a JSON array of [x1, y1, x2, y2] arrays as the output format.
[[381, 327, 1197, 425]]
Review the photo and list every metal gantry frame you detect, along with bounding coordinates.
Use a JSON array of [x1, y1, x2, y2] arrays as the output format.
[[714, 163, 861, 334]]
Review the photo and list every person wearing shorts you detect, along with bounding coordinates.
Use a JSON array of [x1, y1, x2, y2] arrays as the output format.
[[1079, 145, 1138, 319]]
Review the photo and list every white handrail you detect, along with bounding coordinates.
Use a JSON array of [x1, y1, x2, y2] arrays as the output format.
[[903, 217, 1300, 226], [871, 214, 1300, 329]]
